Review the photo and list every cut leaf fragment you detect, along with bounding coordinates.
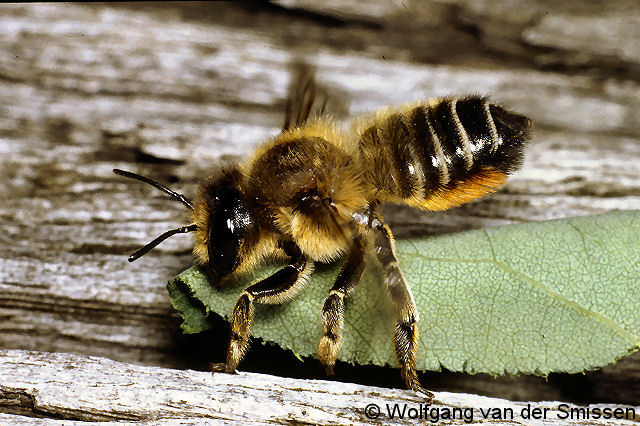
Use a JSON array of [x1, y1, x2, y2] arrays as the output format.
[[168, 210, 640, 376]]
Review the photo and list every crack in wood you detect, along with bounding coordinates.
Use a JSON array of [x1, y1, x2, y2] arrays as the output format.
[[0, 386, 144, 422]]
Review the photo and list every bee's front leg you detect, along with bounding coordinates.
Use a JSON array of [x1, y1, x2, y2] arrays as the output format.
[[213, 241, 311, 374]]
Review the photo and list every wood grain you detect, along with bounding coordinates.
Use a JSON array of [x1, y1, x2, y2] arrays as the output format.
[[1, 2, 639, 418], [1, 349, 638, 425]]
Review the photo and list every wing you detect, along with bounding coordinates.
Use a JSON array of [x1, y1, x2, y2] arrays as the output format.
[[282, 62, 348, 131]]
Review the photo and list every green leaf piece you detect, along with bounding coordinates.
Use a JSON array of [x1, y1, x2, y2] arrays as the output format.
[[168, 210, 640, 376], [166, 278, 217, 333]]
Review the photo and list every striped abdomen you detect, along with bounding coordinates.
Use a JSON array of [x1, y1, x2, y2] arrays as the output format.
[[357, 96, 531, 210]]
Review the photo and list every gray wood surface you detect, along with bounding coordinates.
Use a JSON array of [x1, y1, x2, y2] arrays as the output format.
[[1, 2, 639, 420], [1, 349, 638, 425]]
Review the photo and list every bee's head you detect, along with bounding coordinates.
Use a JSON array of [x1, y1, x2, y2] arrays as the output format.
[[192, 166, 258, 279]]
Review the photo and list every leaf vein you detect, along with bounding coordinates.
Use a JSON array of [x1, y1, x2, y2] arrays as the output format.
[[404, 252, 638, 346]]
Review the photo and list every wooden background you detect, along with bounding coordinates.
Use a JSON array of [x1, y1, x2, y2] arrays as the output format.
[[1, 1, 639, 420]]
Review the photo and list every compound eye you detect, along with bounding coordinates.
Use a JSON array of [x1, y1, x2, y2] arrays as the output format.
[[207, 207, 240, 278], [206, 188, 255, 278]]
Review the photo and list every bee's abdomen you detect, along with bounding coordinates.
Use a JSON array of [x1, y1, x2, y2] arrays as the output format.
[[358, 96, 531, 210]]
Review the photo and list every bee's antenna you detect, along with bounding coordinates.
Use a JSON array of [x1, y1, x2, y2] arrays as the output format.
[[113, 169, 194, 210], [128, 223, 198, 262]]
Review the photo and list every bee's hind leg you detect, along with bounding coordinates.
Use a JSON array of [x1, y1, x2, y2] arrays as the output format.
[[371, 219, 434, 401], [317, 235, 366, 375], [212, 241, 311, 374]]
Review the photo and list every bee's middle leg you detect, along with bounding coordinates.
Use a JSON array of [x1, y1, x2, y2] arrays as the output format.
[[213, 241, 311, 374], [317, 235, 365, 375]]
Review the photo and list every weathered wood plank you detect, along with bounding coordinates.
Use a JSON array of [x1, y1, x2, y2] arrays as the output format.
[[0, 350, 638, 425], [1, 2, 639, 413]]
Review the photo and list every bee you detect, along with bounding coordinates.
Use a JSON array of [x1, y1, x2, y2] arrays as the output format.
[[114, 64, 531, 399]]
